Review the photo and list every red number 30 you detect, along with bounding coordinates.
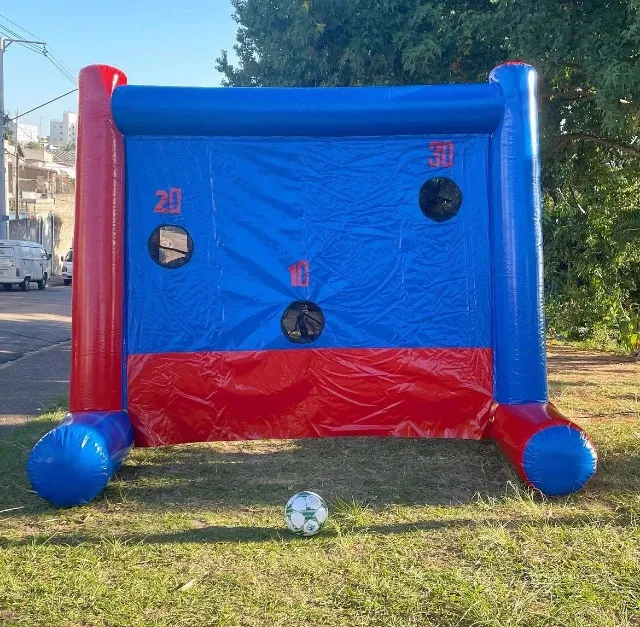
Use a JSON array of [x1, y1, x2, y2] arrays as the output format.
[[428, 141, 454, 168]]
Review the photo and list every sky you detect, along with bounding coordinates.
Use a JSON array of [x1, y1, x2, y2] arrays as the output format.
[[1, 1, 238, 136]]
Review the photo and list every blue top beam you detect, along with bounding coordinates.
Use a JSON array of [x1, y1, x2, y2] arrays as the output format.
[[112, 83, 504, 137]]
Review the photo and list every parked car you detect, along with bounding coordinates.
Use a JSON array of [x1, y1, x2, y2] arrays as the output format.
[[0, 239, 52, 291], [61, 248, 73, 286]]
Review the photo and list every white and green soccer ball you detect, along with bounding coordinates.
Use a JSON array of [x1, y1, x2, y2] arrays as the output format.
[[284, 491, 328, 537]]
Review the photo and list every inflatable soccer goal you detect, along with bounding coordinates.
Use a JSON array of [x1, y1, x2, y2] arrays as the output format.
[[28, 62, 597, 507]]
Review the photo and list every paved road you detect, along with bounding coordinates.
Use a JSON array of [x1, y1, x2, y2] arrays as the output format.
[[0, 279, 71, 365], [0, 279, 71, 438]]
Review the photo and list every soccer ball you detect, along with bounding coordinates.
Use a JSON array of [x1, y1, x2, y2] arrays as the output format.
[[284, 491, 328, 537]]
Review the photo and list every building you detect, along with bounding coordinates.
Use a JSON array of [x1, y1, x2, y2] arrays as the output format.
[[22, 146, 53, 165], [2, 141, 18, 218], [52, 148, 75, 168], [3, 141, 22, 213], [3, 140, 76, 273], [2, 143, 75, 215], [6, 121, 39, 144], [49, 111, 77, 146], [49, 120, 64, 145], [19, 147, 75, 202]]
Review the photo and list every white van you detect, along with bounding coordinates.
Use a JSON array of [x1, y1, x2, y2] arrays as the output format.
[[0, 240, 52, 291], [61, 248, 73, 285]]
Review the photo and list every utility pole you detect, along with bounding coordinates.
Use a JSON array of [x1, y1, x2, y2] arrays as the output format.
[[14, 109, 19, 219], [0, 36, 46, 238], [0, 37, 7, 239]]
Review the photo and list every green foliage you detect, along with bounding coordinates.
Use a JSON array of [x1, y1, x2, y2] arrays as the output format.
[[619, 304, 640, 352], [543, 153, 640, 341], [2, 113, 11, 141], [218, 0, 640, 348]]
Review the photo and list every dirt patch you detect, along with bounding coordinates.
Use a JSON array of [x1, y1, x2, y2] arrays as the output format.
[[548, 344, 639, 420], [548, 343, 639, 378]]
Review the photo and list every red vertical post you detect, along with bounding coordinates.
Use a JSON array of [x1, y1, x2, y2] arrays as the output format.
[[70, 65, 128, 412]]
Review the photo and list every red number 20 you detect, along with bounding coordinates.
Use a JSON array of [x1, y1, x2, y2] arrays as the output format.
[[428, 141, 454, 168], [154, 187, 182, 214]]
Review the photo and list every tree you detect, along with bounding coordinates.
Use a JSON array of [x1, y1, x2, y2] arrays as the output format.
[[218, 0, 640, 343], [3, 114, 14, 142]]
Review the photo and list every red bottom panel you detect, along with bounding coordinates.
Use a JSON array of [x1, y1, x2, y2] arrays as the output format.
[[126, 348, 493, 446]]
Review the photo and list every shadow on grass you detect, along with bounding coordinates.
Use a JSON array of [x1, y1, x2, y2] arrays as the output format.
[[2, 511, 634, 548], [112, 436, 515, 509], [0, 414, 516, 512], [3, 408, 640, 518]]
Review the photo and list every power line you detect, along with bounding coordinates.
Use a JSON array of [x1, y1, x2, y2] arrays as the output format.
[[0, 35, 76, 85], [0, 23, 38, 48], [46, 54, 77, 85], [0, 25, 42, 54], [43, 51, 76, 85], [0, 13, 40, 41], [45, 50, 74, 80], [0, 19, 77, 235], [0, 18, 77, 85], [9, 88, 77, 120], [0, 22, 43, 53]]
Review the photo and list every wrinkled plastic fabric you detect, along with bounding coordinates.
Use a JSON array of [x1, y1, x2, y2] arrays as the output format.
[[127, 348, 493, 445], [490, 403, 597, 496], [27, 411, 134, 507], [125, 135, 492, 354], [118, 65, 563, 453], [123, 131, 494, 443]]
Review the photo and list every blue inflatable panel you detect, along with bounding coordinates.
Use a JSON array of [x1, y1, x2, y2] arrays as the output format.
[[522, 426, 597, 496], [125, 135, 493, 355], [27, 411, 134, 507], [112, 83, 504, 137]]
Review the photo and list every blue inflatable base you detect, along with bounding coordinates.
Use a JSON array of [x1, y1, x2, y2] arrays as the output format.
[[523, 426, 597, 497], [28, 411, 134, 507]]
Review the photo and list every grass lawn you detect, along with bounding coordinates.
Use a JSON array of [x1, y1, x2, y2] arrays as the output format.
[[1, 344, 639, 626]]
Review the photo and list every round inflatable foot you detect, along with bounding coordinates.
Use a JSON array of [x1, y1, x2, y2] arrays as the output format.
[[28, 423, 114, 507], [490, 403, 598, 497], [523, 425, 597, 497]]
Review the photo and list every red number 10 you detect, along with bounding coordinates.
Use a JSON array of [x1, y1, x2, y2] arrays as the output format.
[[289, 260, 309, 287]]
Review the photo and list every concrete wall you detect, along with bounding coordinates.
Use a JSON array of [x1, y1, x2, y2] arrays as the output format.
[[7, 192, 75, 275], [52, 194, 74, 274], [8, 217, 43, 244], [8, 217, 55, 277]]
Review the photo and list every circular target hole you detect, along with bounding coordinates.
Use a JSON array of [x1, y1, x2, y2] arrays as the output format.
[[281, 301, 325, 344], [148, 225, 194, 269], [419, 177, 462, 222]]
